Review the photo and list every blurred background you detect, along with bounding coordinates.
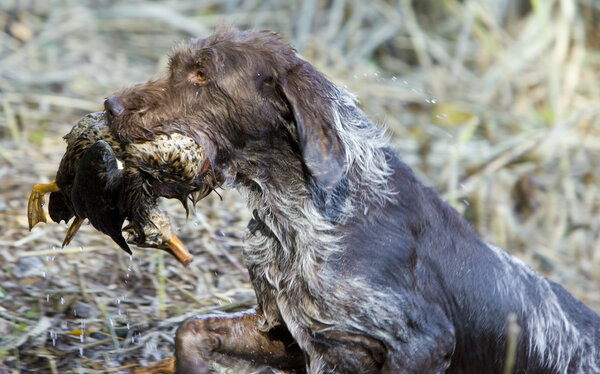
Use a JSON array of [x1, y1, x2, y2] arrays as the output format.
[[1, 0, 599, 372]]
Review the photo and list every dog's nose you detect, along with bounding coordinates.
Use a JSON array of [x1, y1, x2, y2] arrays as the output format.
[[104, 96, 124, 121]]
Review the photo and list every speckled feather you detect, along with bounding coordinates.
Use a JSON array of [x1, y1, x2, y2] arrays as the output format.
[[48, 112, 211, 250]]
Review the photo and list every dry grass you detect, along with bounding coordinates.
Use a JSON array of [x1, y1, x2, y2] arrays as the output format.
[[1, 0, 599, 372]]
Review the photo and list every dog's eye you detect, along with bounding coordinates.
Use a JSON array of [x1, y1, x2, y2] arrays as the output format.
[[197, 71, 206, 83]]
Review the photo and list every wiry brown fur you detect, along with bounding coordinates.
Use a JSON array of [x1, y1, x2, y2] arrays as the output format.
[[107, 28, 600, 374]]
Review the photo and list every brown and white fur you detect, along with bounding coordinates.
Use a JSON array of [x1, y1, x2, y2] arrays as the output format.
[[105, 28, 600, 374]]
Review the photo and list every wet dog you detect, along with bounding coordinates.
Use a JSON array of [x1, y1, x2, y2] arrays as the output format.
[[106, 28, 600, 373]]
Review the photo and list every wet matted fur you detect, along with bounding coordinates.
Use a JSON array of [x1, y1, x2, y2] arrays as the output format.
[[105, 28, 600, 373]]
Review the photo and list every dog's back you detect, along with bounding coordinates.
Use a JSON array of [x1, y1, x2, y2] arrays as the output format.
[[332, 150, 600, 373]]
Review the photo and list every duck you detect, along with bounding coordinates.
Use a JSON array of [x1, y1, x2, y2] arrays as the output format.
[[27, 112, 214, 266]]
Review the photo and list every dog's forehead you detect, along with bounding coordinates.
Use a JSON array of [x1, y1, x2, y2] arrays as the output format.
[[171, 30, 296, 71], [168, 42, 225, 75], [169, 43, 204, 71]]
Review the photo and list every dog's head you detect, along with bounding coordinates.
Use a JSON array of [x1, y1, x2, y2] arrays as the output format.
[[105, 28, 347, 194]]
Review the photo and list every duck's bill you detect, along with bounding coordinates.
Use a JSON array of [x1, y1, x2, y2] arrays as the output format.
[[126, 231, 193, 267], [123, 210, 193, 267], [165, 233, 192, 266]]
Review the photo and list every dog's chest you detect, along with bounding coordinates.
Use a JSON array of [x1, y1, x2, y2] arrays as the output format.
[[243, 212, 339, 335]]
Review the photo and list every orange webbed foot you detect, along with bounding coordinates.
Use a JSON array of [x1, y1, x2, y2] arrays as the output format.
[[27, 181, 60, 230]]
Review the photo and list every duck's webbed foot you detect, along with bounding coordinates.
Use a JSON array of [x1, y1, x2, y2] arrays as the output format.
[[27, 181, 60, 230]]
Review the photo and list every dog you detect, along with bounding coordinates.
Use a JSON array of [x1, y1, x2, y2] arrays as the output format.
[[104, 28, 600, 373]]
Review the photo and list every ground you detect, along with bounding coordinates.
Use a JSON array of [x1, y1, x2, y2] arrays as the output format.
[[1, 1, 599, 373]]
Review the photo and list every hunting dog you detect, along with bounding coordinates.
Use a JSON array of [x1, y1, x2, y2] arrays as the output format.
[[105, 28, 600, 373]]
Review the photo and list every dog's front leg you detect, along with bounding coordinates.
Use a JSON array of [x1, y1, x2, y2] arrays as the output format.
[[175, 308, 305, 373]]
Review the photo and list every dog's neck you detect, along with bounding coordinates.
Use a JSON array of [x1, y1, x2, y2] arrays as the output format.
[[227, 87, 390, 237], [230, 87, 394, 271], [225, 87, 402, 340]]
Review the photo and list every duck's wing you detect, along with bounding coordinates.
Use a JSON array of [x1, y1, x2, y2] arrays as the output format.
[[71, 140, 131, 254]]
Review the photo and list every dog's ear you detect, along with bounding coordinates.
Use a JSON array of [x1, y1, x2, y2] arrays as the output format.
[[279, 62, 346, 192]]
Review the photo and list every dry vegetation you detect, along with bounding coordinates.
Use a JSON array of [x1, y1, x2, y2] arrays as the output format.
[[1, 0, 599, 372]]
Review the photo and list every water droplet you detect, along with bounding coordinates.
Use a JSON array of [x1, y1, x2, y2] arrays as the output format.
[[431, 99, 437, 104], [46, 295, 49, 303], [127, 322, 130, 330], [60, 297, 64, 305], [109, 318, 114, 327], [51, 245, 56, 251], [79, 246, 83, 252], [463, 199, 470, 206], [391, 76, 397, 81], [79, 347, 83, 356], [42, 271, 46, 278]]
